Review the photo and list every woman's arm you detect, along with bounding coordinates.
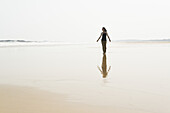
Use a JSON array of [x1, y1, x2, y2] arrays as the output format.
[[97, 66, 103, 74], [108, 66, 111, 72], [106, 33, 111, 42], [96, 33, 102, 42]]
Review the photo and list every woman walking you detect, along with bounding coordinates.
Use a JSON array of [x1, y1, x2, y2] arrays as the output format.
[[96, 27, 111, 54]]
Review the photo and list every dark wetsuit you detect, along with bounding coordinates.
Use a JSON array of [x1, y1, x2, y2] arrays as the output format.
[[101, 32, 107, 53], [101, 32, 107, 41]]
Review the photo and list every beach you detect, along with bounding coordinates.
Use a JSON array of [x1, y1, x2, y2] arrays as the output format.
[[0, 42, 170, 113]]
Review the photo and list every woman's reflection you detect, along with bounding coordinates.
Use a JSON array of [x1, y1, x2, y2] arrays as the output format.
[[97, 54, 111, 78]]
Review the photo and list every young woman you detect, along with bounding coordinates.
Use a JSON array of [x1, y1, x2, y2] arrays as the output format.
[[96, 27, 111, 54]]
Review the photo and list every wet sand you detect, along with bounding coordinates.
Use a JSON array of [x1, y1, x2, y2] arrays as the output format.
[[0, 42, 170, 113], [0, 85, 152, 113]]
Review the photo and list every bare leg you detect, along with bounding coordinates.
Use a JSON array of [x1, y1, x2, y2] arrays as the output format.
[[101, 41, 107, 54]]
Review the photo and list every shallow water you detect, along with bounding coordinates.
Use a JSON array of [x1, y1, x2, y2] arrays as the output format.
[[0, 42, 170, 113]]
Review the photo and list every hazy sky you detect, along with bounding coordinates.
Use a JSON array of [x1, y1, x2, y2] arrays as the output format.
[[0, 0, 170, 42]]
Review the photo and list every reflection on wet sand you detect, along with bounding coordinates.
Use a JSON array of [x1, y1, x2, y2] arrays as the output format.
[[97, 54, 111, 78]]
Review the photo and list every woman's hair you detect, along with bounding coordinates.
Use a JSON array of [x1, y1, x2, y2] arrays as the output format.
[[102, 27, 107, 32]]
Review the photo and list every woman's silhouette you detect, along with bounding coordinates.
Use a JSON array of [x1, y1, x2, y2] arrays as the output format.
[[96, 27, 111, 54]]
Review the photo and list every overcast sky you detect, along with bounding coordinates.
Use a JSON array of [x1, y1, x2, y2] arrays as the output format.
[[0, 0, 170, 42]]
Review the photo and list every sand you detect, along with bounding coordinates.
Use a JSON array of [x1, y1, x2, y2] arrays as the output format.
[[0, 42, 170, 113], [0, 85, 152, 113]]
